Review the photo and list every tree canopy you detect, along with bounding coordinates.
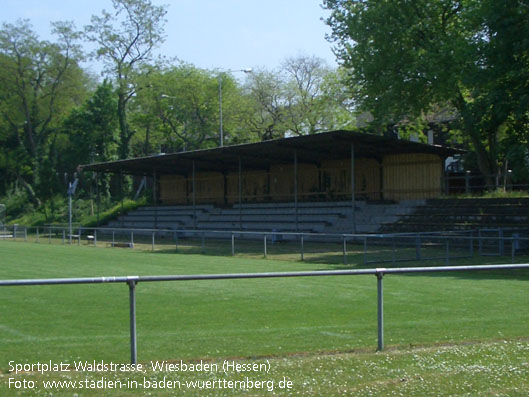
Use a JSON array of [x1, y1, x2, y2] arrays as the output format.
[[324, 0, 529, 179]]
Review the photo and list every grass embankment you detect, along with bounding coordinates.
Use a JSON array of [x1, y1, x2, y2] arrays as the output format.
[[0, 241, 528, 395]]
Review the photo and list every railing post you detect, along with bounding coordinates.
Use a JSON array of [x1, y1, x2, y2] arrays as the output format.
[[392, 236, 396, 266], [415, 234, 421, 260], [376, 269, 385, 351], [301, 234, 304, 262], [342, 235, 346, 265], [499, 229, 504, 256], [127, 278, 138, 365], [478, 229, 483, 256], [363, 236, 368, 265], [445, 238, 450, 266]]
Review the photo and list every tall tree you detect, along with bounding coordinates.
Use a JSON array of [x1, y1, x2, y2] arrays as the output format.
[[134, 64, 227, 151], [324, 0, 529, 181], [84, 0, 167, 159], [0, 19, 87, 201], [242, 56, 356, 140]]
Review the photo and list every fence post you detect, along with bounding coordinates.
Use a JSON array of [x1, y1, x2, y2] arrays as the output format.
[[127, 279, 138, 365], [470, 232, 474, 257], [175, 231, 178, 252], [94, 230, 97, 247], [112, 231, 115, 247], [415, 234, 422, 260], [342, 235, 346, 265], [376, 269, 384, 351], [511, 238, 515, 264], [301, 234, 304, 262], [363, 236, 368, 265], [36, 227, 39, 243], [62, 229, 66, 245], [131, 231, 134, 248], [13, 225, 17, 241], [78, 227, 81, 246], [49, 227, 52, 244], [499, 229, 504, 256], [392, 236, 396, 266], [263, 234, 267, 258], [478, 229, 483, 256], [445, 238, 450, 266], [152, 231, 155, 251], [231, 233, 235, 256], [24, 227, 27, 242]]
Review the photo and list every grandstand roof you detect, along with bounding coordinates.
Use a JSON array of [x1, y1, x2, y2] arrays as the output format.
[[80, 129, 464, 176]]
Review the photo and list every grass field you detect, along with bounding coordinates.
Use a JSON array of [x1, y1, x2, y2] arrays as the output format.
[[1, 240, 529, 395]]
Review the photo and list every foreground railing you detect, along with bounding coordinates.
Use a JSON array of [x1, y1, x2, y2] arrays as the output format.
[[1, 263, 528, 364]]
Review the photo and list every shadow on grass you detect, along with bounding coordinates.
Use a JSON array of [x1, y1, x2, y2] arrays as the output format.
[[123, 238, 529, 280]]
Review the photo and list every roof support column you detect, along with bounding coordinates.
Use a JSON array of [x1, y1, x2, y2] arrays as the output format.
[[192, 161, 197, 229], [238, 156, 242, 230], [153, 169, 158, 229], [351, 144, 357, 234], [294, 150, 298, 232]]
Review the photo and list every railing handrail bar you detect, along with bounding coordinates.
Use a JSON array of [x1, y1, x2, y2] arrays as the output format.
[[1, 263, 528, 287]]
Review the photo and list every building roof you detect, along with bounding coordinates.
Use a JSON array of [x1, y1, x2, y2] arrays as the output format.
[[80, 130, 464, 176]]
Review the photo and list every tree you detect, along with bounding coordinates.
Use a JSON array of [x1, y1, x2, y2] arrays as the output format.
[[242, 69, 286, 141], [242, 56, 356, 140], [84, 0, 167, 160], [282, 55, 342, 135], [324, 0, 529, 181], [0, 19, 87, 201], [131, 63, 251, 151]]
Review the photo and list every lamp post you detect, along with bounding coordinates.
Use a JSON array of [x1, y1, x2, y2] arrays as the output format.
[[218, 68, 252, 147]]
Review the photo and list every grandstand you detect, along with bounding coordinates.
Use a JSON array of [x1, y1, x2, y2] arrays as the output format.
[[81, 130, 462, 234]]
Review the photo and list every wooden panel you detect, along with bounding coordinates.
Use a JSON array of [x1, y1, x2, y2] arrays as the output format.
[[270, 164, 294, 201], [383, 153, 442, 200], [159, 175, 187, 204], [320, 158, 381, 200], [226, 170, 269, 203], [194, 172, 224, 203]]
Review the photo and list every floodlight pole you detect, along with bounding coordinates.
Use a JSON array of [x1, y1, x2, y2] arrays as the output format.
[[218, 68, 252, 147]]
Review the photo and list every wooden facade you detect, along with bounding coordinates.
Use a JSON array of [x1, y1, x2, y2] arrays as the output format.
[[159, 153, 443, 205]]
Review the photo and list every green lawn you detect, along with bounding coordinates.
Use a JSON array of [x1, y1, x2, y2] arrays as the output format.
[[0, 240, 528, 395]]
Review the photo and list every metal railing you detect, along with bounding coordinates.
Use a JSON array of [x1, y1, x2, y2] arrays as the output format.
[[2, 224, 529, 266], [1, 263, 528, 364]]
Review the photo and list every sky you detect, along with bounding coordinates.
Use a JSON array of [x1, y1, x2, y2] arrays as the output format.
[[2, 0, 338, 76]]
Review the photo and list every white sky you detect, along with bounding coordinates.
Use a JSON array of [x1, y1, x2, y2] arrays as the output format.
[[2, 0, 338, 76]]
